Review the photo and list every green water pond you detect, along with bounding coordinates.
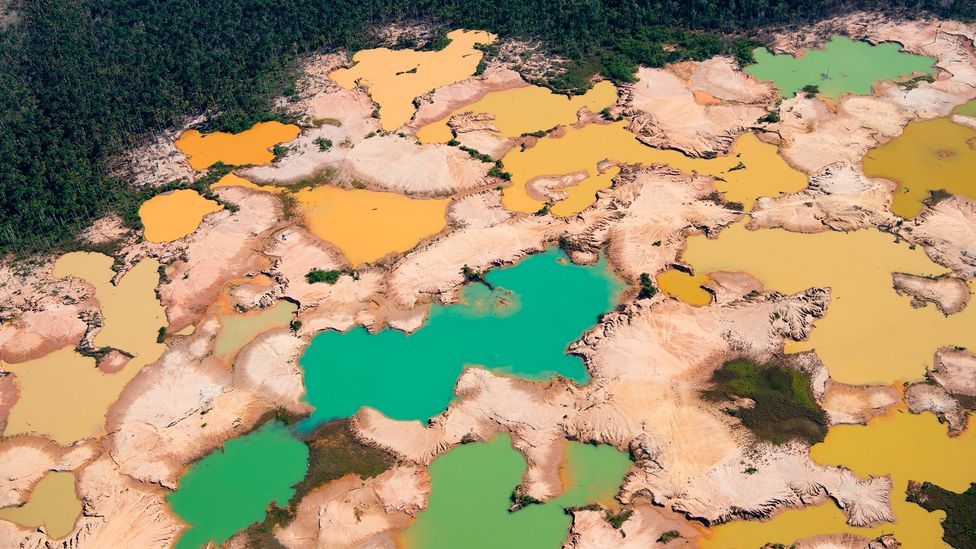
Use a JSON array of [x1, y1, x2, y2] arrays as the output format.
[[299, 248, 623, 425], [168, 421, 308, 549], [747, 35, 935, 98], [955, 98, 976, 116], [399, 433, 632, 549]]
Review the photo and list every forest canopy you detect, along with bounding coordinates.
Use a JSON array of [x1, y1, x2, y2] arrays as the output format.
[[0, 0, 971, 253]]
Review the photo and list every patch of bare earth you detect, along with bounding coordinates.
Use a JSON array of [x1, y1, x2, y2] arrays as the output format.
[[623, 59, 775, 157], [272, 466, 429, 549]]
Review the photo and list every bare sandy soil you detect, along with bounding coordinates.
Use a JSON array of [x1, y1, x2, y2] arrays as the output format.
[[898, 196, 976, 279], [892, 272, 971, 315], [623, 60, 776, 157], [906, 347, 976, 434], [566, 503, 701, 548], [749, 162, 898, 233], [272, 466, 429, 549]]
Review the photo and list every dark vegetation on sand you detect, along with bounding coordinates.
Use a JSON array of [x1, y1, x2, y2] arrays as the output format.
[[703, 358, 828, 444], [242, 418, 394, 547], [908, 480, 976, 549], [1, 0, 972, 253]]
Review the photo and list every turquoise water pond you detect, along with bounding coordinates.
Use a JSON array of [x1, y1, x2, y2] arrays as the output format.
[[299, 248, 623, 424]]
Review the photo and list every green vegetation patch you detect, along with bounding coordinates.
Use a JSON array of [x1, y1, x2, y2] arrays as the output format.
[[293, 419, 395, 504], [305, 268, 341, 284], [638, 272, 657, 299], [240, 419, 394, 547], [908, 481, 976, 549], [702, 358, 828, 444], [657, 530, 681, 544]]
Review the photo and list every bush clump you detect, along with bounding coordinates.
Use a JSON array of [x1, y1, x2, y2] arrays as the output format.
[[657, 530, 681, 544], [638, 273, 657, 299], [605, 509, 634, 529], [305, 268, 341, 284], [314, 137, 332, 151]]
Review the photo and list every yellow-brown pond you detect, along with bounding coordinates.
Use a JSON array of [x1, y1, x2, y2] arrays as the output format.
[[415, 81, 618, 144], [330, 30, 496, 132], [500, 123, 806, 216], [139, 189, 222, 243], [656, 269, 713, 307], [175, 121, 300, 170], [863, 117, 976, 218], [674, 222, 976, 385], [213, 301, 296, 363], [2, 253, 166, 444], [702, 410, 976, 549], [296, 185, 449, 266], [0, 471, 82, 539]]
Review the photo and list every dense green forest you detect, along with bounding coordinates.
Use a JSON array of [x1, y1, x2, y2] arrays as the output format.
[[0, 0, 972, 253]]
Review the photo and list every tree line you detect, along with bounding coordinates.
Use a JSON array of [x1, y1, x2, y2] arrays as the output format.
[[0, 0, 970, 254]]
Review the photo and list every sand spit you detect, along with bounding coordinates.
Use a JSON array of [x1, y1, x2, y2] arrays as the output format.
[[820, 381, 900, 426], [405, 65, 528, 135], [791, 533, 900, 549], [906, 347, 976, 434], [271, 466, 429, 549], [891, 272, 970, 315], [898, 196, 976, 279]]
